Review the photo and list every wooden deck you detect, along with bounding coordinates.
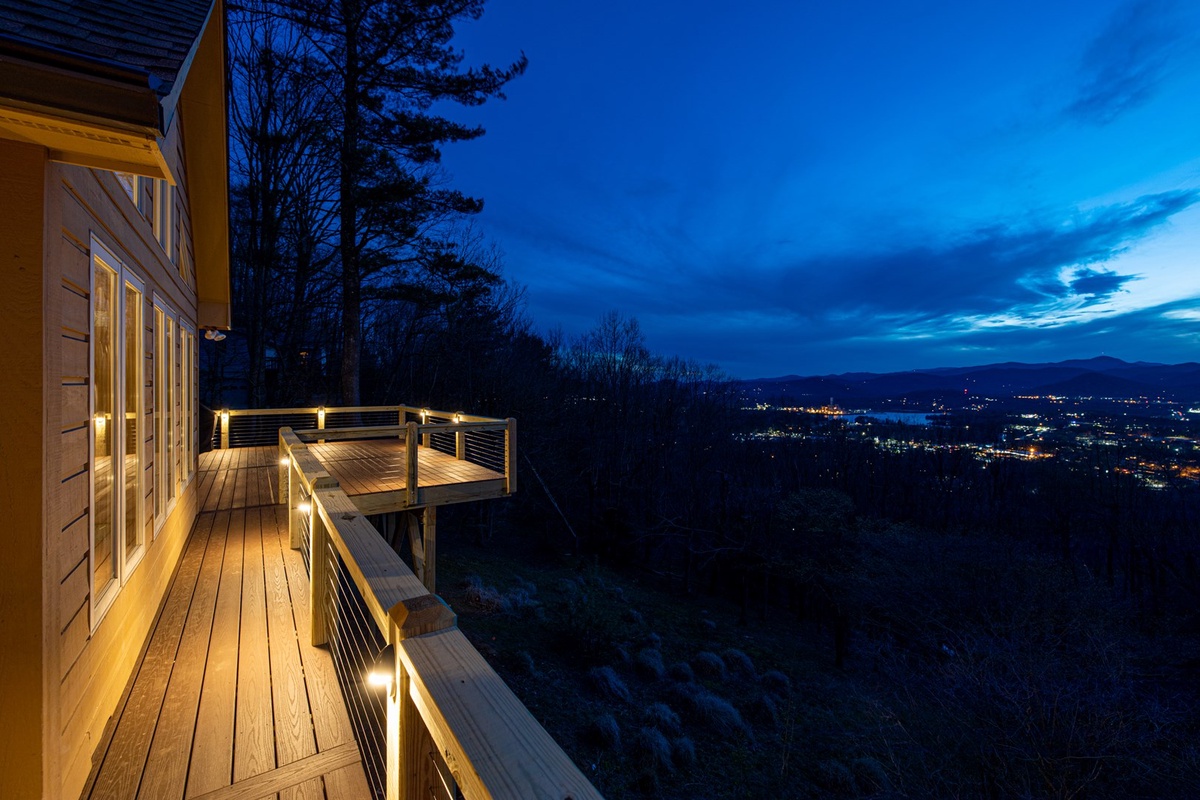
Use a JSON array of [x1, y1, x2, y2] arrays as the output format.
[[84, 446, 371, 800], [306, 439, 505, 514]]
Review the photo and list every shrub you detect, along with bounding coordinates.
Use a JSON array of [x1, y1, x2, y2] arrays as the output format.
[[744, 693, 779, 729], [722, 648, 756, 680], [672, 736, 697, 768], [633, 726, 674, 776], [633, 648, 666, 681], [644, 702, 681, 734], [761, 669, 792, 698], [851, 756, 891, 793], [667, 682, 751, 738], [668, 661, 695, 682], [462, 575, 503, 613], [512, 650, 538, 677], [587, 666, 631, 704], [692, 651, 727, 680], [814, 759, 857, 796], [641, 632, 662, 649], [558, 574, 625, 661], [693, 692, 751, 738], [501, 585, 541, 617], [583, 714, 621, 751]]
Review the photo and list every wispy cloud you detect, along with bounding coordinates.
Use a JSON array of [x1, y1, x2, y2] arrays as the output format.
[[1066, 0, 1192, 125]]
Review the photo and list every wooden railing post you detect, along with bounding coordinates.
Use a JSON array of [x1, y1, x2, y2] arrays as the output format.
[[454, 416, 465, 461], [277, 429, 289, 505], [505, 417, 517, 494], [310, 481, 344, 647], [405, 422, 418, 507], [219, 408, 229, 449], [317, 406, 326, 444], [387, 596, 457, 800], [310, 497, 329, 646]]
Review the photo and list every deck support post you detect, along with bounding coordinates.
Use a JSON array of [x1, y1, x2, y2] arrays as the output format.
[[405, 422, 419, 506], [219, 408, 229, 449], [406, 512, 425, 586], [505, 417, 517, 494], [423, 506, 436, 594]]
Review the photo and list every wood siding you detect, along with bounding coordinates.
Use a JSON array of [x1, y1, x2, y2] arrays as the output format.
[[41, 109, 204, 800]]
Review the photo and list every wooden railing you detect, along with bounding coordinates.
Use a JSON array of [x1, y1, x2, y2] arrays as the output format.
[[218, 405, 516, 501], [279, 429, 601, 800]]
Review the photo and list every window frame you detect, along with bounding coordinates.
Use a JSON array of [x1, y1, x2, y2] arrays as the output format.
[[89, 236, 148, 631]]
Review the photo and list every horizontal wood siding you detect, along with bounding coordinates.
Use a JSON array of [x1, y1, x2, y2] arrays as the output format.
[[47, 132, 203, 800]]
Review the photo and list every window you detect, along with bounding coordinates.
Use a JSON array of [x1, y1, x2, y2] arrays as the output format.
[[90, 238, 146, 628], [181, 327, 195, 484], [114, 172, 175, 265], [153, 302, 173, 532]]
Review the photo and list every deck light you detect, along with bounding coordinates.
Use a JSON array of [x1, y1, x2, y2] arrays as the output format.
[[317, 406, 326, 427], [453, 412, 463, 424], [367, 644, 396, 688], [280, 456, 291, 467], [297, 501, 312, 514], [420, 408, 430, 422], [220, 409, 230, 424]]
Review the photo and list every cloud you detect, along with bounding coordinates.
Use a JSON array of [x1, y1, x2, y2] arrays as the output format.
[[1068, 267, 1138, 301], [756, 189, 1196, 323], [1066, 0, 1191, 125]]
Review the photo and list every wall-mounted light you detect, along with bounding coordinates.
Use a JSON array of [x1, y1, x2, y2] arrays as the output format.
[[203, 329, 227, 342], [366, 644, 395, 689]]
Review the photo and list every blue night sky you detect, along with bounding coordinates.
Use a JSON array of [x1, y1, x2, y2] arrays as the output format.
[[441, 0, 1200, 378]]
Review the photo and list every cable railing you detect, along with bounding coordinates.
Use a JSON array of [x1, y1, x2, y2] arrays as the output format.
[[278, 429, 601, 800], [218, 406, 517, 497]]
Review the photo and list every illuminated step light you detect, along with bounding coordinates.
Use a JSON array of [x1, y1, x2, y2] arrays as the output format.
[[280, 456, 291, 467], [297, 501, 312, 514], [367, 644, 395, 689]]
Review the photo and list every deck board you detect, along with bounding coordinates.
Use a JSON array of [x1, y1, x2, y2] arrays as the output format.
[[86, 447, 368, 800], [306, 439, 500, 499]]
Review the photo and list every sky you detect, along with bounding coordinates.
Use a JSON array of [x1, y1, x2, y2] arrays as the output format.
[[439, 0, 1200, 378]]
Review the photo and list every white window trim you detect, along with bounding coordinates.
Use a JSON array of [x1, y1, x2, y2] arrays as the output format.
[[89, 236, 148, 631]]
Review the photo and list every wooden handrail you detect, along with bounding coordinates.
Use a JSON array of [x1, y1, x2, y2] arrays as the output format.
[[279, 430, 602, 799]]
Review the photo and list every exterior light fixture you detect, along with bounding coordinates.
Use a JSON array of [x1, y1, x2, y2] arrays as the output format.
[[297, 501, 312, 514], [203, 329, 227, 342], [220, 409, 230, 424], [420, 408, 430, 422], [453, 412, 463, 424], [280, 456, 291, 467], [367, 644, 395, 689], [317, 406, 326, 427]]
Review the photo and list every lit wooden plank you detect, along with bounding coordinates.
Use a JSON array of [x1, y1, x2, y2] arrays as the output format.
[[187, 508, 245, 796], [138, 510, 229, 798], [234, 506, 275, 784]]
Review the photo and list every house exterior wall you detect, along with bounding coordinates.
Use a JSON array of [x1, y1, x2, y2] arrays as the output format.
[[0, 110, 204, 798], [0, 136, 49, 800]]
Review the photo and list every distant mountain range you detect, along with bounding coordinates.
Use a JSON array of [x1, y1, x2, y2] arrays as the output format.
[[741, 356, 1200, 404]]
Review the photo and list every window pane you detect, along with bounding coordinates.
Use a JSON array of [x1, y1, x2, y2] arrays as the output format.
[[166, 317, 175, 500], [93, 263, 117, 596], [124, 282, 143, 560], [154, 307, 164, 521]]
